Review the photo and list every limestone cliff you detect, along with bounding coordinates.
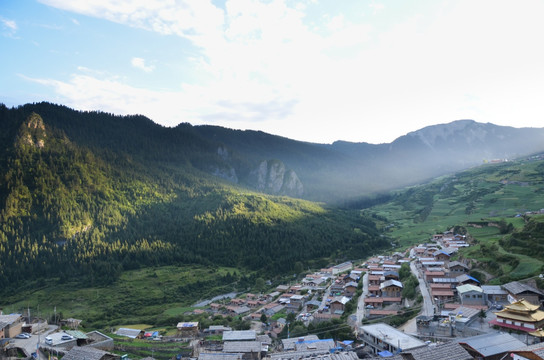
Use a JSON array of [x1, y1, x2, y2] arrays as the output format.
[[249, 159, 303, 197]]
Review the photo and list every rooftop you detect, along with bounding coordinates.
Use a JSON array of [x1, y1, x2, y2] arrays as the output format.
[[388, 341, 472, 360], [458, 332, 526, 357], [62, 346, 110, 360], [456, 284, 483, 294], [223, 330, 256, 342], [360, 323, 426, 351]]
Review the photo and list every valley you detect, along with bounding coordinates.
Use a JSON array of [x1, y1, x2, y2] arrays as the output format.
[[2, 103, 544, 359]]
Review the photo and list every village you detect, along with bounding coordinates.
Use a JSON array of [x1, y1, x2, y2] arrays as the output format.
[[2, 230, 544, 360]]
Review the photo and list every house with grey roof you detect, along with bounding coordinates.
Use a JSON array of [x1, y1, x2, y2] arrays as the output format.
[[502, 281, 544, 306], [223, 341, 268, 360], [510, 342, 544, 360], [447, 261, 469, 274], [115, 327, 143, 339], [199, 353, 243, 360], [223, 330, 256, 342], [270, 350, 359, 360], [380, 279, 403, 298], [343, 282, 358, 297], [456, 284, 485, 306], [0, 314, 23, 338], [388, 341, 472, 360], [481, 285, 508, 304], [281, 336, 335, 352], [205, 325, 233, 335], [456, 274, 480, 286], [359, 323, 427, 355], [458, 332, 525, 359], [61, 346, 118, 360]]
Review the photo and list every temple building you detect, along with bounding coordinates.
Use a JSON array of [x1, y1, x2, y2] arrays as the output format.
[[489, 299, 544, 332]]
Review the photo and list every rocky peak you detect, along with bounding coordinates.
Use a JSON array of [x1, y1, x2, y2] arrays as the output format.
[[16, 112, 47, 149]]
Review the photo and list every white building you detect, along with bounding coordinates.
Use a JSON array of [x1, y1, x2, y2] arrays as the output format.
[[359, 323, 427, 355]]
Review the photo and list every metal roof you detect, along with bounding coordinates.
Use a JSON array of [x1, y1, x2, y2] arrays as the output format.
[[481, 285, 508, 295], [198, 353, 243, 360], [456, 284, 483, 294], [116, 328, 142, 338], [360, 323, 426, 351], [456, 274, 480, 283], [503, 281, 544, 296], [223, 341, 265, 353], [458, 332, 525, 357], [222, 330, 256, 341], [380, 279, 403, 289]]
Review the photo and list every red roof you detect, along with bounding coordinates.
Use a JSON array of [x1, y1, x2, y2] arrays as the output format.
[[489, 319, 536, 333], [369, 310, 399, 315], [430, 283, 451, 289], [431, 290, 454, 296], [425, 271, 445, 276], [365, 297, 384, 303], [443, 303, 486, 310], [382, 297, 402, 302]]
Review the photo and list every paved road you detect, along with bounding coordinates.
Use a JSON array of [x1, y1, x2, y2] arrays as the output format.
[[11, 325, 57, 359], [411, 261, 435, 317], [355, 272, 369, 328], [398, 260, 435, 335]]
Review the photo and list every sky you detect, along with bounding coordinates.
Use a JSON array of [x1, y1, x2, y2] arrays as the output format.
[[1, 0, 544, 144]]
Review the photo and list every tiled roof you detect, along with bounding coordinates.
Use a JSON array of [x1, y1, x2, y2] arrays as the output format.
[[270, 350, 359, 360], [503, 281, 544, 296], [62, 346, 110, 360], [388, 342, 472, 360]]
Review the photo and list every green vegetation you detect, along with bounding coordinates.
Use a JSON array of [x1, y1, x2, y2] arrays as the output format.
[[0, 104, 389, 295], [369, 157, 544, 283], [399, 263, 419, 300]]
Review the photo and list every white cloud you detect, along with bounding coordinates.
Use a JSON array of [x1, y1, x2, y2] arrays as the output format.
[[1, 16, 17, 37], [34, 0, 544, 143], [131, 57, 155, 73]]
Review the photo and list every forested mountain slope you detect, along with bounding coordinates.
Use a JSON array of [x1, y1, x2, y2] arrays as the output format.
[[0, 103, 387, 291]]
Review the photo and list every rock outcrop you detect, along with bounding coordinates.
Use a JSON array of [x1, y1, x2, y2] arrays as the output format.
[[249, 159, 303, 197]]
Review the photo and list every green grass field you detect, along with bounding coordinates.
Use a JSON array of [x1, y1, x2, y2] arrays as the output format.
[[370, 158, 544, 282], [1, 265, 240, 330]]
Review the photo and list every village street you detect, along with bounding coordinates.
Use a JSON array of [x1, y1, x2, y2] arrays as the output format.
[[355, 272, 368, 327]]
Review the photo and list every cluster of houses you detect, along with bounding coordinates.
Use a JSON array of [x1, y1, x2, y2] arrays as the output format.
[[0, 311, 114, 360], [359, 321, 544, 359], [182, 261, 365, 336], [362, 252, 410, 318], [407, 231, 544, 335]]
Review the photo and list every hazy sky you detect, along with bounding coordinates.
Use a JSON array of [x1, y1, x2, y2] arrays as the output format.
[[1, 0, 544, 144]]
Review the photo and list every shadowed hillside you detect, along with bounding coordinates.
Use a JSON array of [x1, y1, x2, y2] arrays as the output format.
[[0, 103, 388, 291]]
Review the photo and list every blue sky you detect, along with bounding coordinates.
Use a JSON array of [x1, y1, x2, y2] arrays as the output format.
[[1, 0, 544, 144]]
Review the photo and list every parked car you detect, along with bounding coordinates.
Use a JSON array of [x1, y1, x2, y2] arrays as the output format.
[[16, 333, 30, 339], [61, 335, 73, 340]]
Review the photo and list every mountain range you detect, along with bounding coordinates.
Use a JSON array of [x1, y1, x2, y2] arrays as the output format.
[[1, 102, 544, 290]]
